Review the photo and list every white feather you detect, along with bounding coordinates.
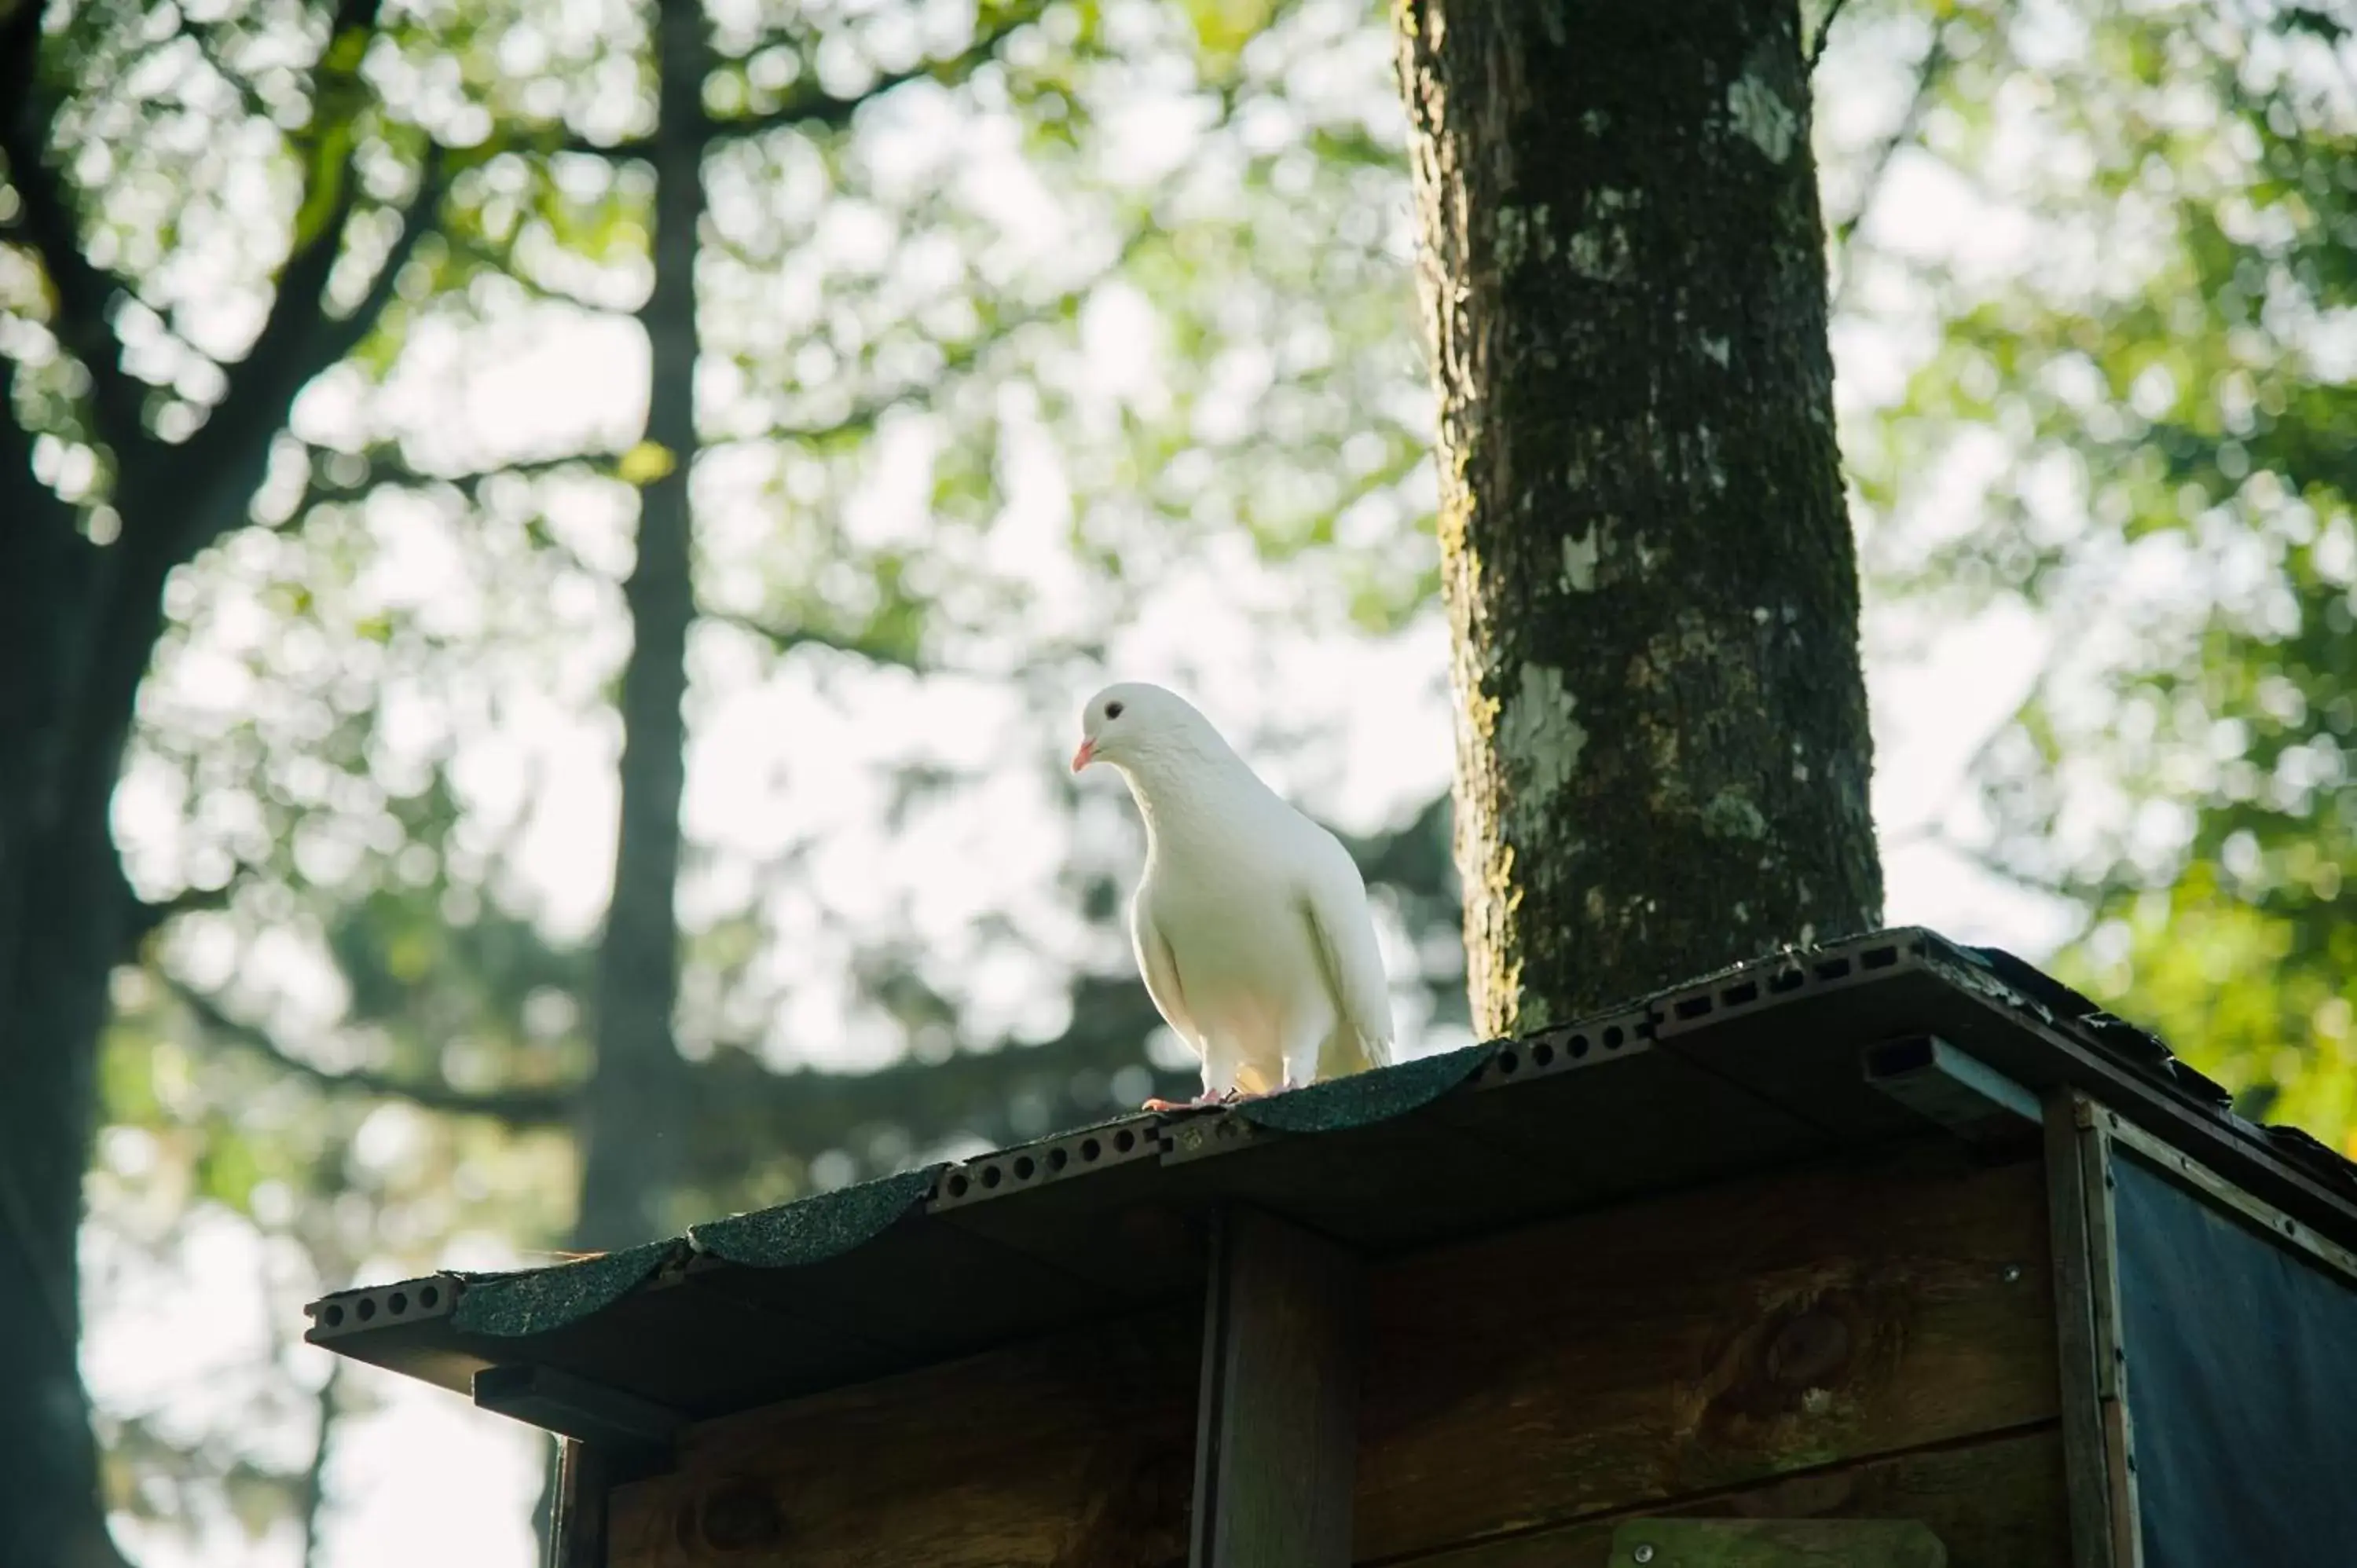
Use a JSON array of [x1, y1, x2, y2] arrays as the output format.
[[1075, 682, 1395, 1101], [1296, 833, 1395, 1080], [1131, 900, 1197, 1051]]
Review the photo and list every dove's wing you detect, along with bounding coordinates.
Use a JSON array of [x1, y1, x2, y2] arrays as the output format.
[[1299, 838, 1393, 1074], [1131, 897, 1200, 1055]]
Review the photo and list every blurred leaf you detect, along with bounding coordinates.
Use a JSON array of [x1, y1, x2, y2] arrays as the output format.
[[288, 119, 354, 252], [196, 1129, 261, 1210], [618, 440, 676, 485], [1186, 0, 1276, 60]]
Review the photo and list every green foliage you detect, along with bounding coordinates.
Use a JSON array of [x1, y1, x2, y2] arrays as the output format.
[[1186, 0, 1279, 61], [13, 0, 1451, 1557], [19, 0, 2356, 1559], [2059, 870, 2357, 1137], [1851, 0, 2357, 1154]]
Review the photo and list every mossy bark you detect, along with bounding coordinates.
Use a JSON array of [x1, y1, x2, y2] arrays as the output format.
[[1396, 0, 1882, 1033]]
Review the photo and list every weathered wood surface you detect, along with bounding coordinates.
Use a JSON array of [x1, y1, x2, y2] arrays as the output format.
[[1356, 1145, 2058, 1560], [605, 1144, 2055, 1568], [1396, 1427, 2066, 1568], [1604, 1517, 1946, 1568], [2044, 1093, 2117, 1568], [605, 1306, 1195, 1568], [550, 1439, 610, 1568], [2071, 1109, 2142, 1568], [1192, 1208, 1362, 1568]]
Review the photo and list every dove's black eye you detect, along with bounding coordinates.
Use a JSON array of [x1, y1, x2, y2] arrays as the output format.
[[1105, 701, 1124, 720]]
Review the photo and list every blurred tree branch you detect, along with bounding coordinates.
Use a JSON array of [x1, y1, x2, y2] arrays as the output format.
[[120, 881, 244, 959], [0, 1, 144, 453], [181, 16, 275, 125], [297, 1365, 341, 1568], [293, 445, 618, 513], [674, 795, 1461, 1169], [168, 961, 1174, 1147], [702, 611, 929, 669], [442, 230, 620, 313], [160, 138, 447, 563], [153, 787, 1454, 1196], [1831, 31, 1950, 310], [684, 975, 1187, 1173], [167, 978, 580, 1125], [563, 5, 1047, 160], [1808, 0, 1853, 71]]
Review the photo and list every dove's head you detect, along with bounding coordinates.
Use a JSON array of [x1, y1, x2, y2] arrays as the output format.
[[1071, 682, 1226, 779]]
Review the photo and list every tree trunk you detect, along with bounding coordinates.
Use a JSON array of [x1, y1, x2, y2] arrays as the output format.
[[573, 0, 708, 1252], [0, 816, 133, 1568], [1395, 0, 1883, 1034], [3, 8, 429, 1551], [0, 379, 146, 1568], [0, 407, 328, 1568], [0, 54, 118, 1562]]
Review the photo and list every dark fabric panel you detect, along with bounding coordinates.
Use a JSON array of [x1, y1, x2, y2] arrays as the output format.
[[2113, 1153, 2357, 1568]]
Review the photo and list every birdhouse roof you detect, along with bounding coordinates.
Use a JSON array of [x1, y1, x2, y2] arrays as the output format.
[[302, 925, 2357, 1448]]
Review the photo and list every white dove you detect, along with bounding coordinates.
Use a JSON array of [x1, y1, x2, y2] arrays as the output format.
[[1071, 682, 1393, 1108]]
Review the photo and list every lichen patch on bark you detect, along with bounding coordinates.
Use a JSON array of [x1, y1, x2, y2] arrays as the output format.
[[1560, 527, 1599, 592], [1727, 69, 1798, 163], [1499, 661, 1587, 834], [1703, 789, 1771, 841], [1494, 204, 1551, 269], [1566, 224, 1633, 282]]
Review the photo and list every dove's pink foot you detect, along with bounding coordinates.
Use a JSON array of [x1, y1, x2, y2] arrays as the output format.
[[1142, 1090, 1233, 1112]]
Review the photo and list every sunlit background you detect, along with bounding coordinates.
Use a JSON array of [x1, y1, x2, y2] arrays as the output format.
[[5, 0, 2354, 1561]]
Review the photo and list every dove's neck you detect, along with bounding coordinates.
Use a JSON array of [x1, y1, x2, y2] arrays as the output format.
[[1116, 738, 1283, 858]]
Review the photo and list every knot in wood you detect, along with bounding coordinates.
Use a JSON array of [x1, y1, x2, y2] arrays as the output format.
[[1764, 1308, 1850, 1387], [695, 1482, 783, 1551]]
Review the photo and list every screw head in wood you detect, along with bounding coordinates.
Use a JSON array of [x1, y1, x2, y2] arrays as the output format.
[[1633, 1546, 1655, 1564]]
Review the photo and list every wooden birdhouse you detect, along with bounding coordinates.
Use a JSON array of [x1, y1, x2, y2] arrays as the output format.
[[306, 926, 2357, 1567]]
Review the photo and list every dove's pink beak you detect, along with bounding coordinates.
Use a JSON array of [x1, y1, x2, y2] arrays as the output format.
[[1070, 738, 1096, 773]]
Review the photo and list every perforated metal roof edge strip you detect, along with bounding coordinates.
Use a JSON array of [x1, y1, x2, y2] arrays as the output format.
[[302, 925, 2357, 1419]]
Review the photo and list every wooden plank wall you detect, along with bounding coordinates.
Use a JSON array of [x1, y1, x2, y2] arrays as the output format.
[[603, 1141, 2066, 1568], [605, 1306, 1198, 1568], [1399, 1431, 2067, 1567], [1359, 1142, 2065, 1564]]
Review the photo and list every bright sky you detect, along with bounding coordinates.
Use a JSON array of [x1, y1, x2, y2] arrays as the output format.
[[86, 6, 2101, 1564]]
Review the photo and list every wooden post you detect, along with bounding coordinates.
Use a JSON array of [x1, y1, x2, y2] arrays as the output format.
[[1190, 1206, 1363, 1568], [2044, 1091, 2142, 1568], [548, 1439, 611, 1568], [2072, 1104, 2144, 1568], [2044, 1090, 2113, 1568]]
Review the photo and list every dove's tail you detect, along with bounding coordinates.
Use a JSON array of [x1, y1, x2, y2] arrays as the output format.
[[1317, 1027, 1391, 1082]]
